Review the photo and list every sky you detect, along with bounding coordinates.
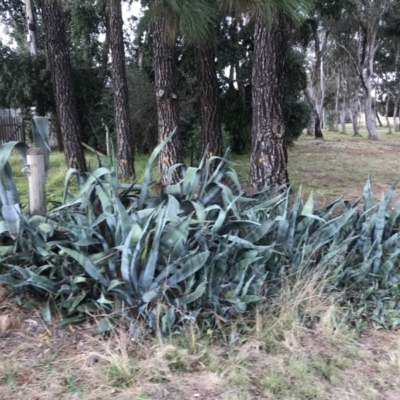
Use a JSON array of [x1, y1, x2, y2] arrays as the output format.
[[0, 2, 142, 48]]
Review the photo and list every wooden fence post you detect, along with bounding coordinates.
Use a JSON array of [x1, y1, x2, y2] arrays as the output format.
[[27, 148, 46, 216]]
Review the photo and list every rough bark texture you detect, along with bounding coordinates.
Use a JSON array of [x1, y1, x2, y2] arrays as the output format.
[[107, 0, 135, 179], [41, 0, 87, 172], [249, 11, 290, 191], [151, 0, 182, 186], [194, 42, 223, 167]]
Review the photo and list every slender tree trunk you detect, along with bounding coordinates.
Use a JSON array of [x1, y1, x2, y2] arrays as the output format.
[[385, 95, 392, 134], [307, 113, 315, 136], [235, 60, 246, 108], [350, 79, 361, 136], [107, 0, 135, 179], [25, 0, 38, 55], [305, 25, 328, 139], [334, 75, 340, 130], [350, 97, 360, 136], [340, 75, 347, 134], [250, 11, 290, 190], [340, 108, 346, 134], [359, 30, 379, 140], [98, 14, 110, 87], [151, 0, 182, 186], [194, 42, 223, 167], [394, 97, 400, 132], [376, 109, 383, 127], [41, 0, 87, 172], [304, 90, 323, 138], [26, 0, 45, 115], [364, 87, 379, 140]]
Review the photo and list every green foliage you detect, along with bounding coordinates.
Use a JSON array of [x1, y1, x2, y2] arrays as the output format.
[[0, 117, 50, 238], [1, 134, 400, 332], [0, 46, 53, 114], [284, 49, 311, 145], [221, 89, 252, 154]]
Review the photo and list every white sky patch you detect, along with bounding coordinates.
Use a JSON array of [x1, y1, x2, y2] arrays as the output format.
[[0, 2, 143, 48]]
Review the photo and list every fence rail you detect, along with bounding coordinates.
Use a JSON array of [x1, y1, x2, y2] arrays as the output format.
[[0, 110, 26, 143]]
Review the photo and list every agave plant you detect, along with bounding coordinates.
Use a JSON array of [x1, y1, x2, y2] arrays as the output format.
[[1, 129, 400, 332], [0, 117, 50, 240]]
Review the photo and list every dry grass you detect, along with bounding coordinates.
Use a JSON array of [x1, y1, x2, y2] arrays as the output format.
[[2, 274, 400, 399], [233, 125, 400, 204]]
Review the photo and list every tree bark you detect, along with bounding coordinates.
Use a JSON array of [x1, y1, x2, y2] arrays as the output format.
[[385, 95, 392, 134], [349, 79, 361, 136], [304, 24, 328, 139], [25, 0, 38, 55], [394, 97, 400, 132], [307, 113, 315, 136], [358, 23, 380, 140], [249, 11, 290, 191], [304, 90, 324, 138], [41, 0, 87, 172], [194, 42, 223, 168], [334, 75, 340, 130], [364, 84, 379, 140], [151, 0, 182, 186], [340, 88, 347, 135], [97, 12, 110, 88], [107, 0, 135, 179], [376, 109, 383, 127]]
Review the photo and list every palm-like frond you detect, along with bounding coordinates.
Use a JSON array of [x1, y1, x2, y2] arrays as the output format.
[[218, 0, 314, 25], [146, 0, 217, 43]]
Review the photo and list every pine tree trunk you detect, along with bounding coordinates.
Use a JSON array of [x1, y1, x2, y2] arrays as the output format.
[[107, 0, 135, 179], [250, 11, 290, 191], [41, 0, 87, 172], [151, 0, 182, 186], [194, 42, 223, 167]]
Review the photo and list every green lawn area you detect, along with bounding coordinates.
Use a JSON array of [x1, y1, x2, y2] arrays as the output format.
[[9, 124, 400, 207]]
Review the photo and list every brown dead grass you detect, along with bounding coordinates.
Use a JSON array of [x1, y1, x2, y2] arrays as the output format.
[[234, 126, 400, 206], [1, 276, 400, 399]]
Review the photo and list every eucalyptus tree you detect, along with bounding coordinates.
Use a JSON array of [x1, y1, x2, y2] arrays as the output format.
[[341, 0, 398, 141], [302, 0, 349, 138], [106, 0, 135, 179], [40, 0, 87, 172], [220, 0, 313, 190], [149, 0, 215, 186]]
